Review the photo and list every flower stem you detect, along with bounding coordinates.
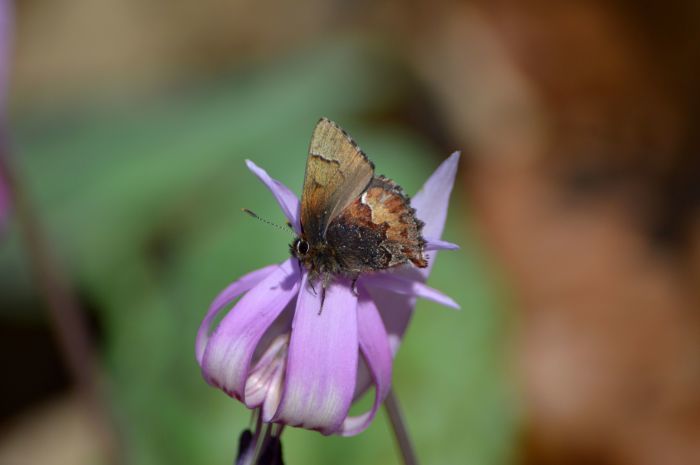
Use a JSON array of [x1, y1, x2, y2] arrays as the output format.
[[237, 410, 285, 465], [0, 144, 121, 464], [384, 388, 419, 465]]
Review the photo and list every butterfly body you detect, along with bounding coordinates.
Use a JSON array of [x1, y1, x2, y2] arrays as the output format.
[[291, 118, 427, 288]]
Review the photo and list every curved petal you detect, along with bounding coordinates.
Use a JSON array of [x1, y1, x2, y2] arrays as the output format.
[[371, 152, 461, 354], [363, 273, 460, 309], [245, 159, 301, 233], [412, 151, 460, 250], [352, 356, 372, 402], [251, 297, 295, 362], [195, 264, 278, 364], [201, 259, 300, 398], [424, 238, 460, 251], [244, 333, 288, 415], [272, 275, 359, 435], [338, 287, 392, 436]]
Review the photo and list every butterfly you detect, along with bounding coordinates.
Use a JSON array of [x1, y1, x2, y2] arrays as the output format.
[[290, 118, 427, 292]]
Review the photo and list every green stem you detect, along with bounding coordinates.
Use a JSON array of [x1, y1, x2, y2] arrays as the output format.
[[384, 388, 419, 465]]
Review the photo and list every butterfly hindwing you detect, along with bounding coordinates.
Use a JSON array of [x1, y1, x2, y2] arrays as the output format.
[[301, 118, 374, 243], [325, 176, 427, 274]]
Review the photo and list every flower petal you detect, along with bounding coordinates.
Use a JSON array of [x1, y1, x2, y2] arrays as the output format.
[[272, 275, 358, 434], [412, 151, 460, 249], [245, 159, 301, 233], [244, 333, 288, 415], [363, 273, 460, 309], [370, 152, 461, 353], [195, 264, 278, 364], [338, 287, 392, 436], [424, 238, 460, 251], [201, 259, 300, 398]]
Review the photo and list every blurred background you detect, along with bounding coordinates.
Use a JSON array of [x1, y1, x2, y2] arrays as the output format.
[[1, 1, 699, 464]]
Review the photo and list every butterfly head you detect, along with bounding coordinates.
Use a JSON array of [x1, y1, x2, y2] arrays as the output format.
[[290, 235, 337, 284], [290, 235, 317, 271], [291, 237, 310, 258]]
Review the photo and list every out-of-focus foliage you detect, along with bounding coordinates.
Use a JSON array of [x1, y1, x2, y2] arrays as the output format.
[[0, 39, 515, 465]]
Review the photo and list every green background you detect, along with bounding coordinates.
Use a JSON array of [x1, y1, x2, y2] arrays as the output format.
[[1, 39, 516, 465]]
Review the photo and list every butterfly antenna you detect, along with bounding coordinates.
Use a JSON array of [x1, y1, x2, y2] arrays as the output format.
[[241, 209, 295, 234]]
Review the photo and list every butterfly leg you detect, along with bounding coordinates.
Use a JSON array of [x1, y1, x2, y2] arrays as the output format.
[[318, 287, 327, 315], [316, 273, 334, 315], [351, 277, 359, 296], [308, 279, 317, 296]]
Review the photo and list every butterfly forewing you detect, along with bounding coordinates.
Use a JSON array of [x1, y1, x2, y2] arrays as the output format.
[[301, 118, 374, 242]]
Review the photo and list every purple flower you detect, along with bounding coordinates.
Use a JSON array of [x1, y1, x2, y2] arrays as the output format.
[[196, 152, 460, 436]]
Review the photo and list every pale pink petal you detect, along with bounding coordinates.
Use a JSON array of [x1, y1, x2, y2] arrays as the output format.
[[201, 259, 300, 398], [250, 298, 295, 362], [195, 264, 278, 364], [261, 358, 286, 421], [245, 159, 301, 234], [273, 275, 358, 434], [352, 356, 372, 404], [369, 291, 413, 355], [424, 238, 460, 251], [412, 151, 461, 252], [244, 333, 288, 415], [363, 273, 460, 309], [338, 287, 392, 436]]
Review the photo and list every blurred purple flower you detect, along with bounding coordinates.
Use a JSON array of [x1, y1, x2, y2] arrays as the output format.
[[0, 0, 13, 229], [196, 152, 460, 436], [0, 1, 10, 102]]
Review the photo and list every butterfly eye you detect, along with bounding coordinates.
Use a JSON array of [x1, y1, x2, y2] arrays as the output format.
[[297, 240, 310, 255]]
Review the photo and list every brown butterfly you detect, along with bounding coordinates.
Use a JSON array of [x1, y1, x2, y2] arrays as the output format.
[[290, 118, 427, 291]]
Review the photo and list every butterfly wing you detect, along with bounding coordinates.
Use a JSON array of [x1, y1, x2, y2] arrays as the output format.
[[301, 118, 374, 242], [325, 176, 427, 275]]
